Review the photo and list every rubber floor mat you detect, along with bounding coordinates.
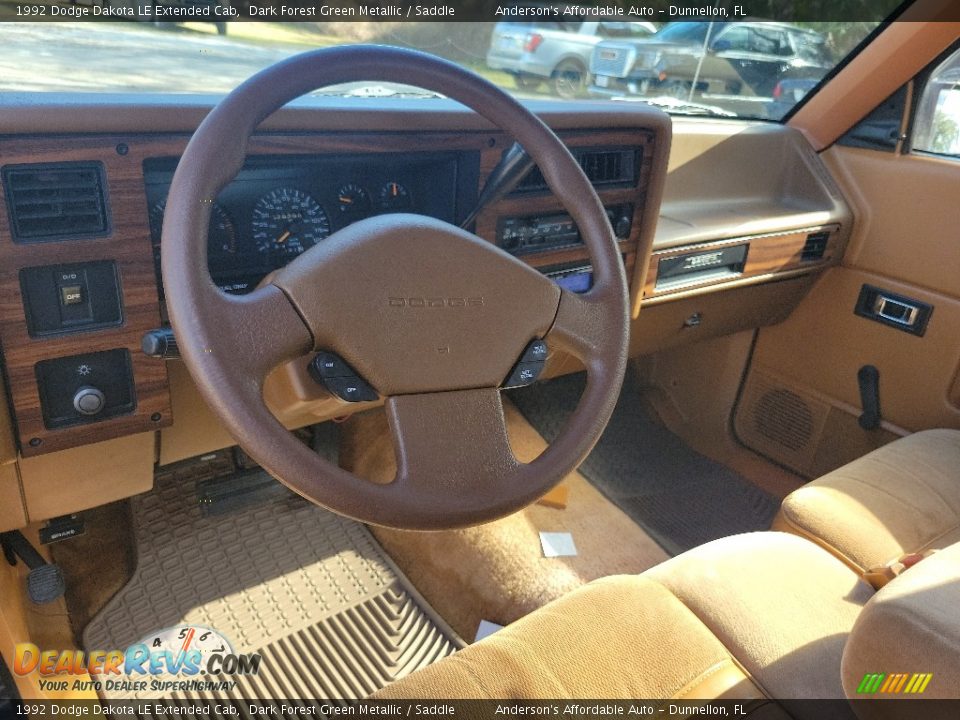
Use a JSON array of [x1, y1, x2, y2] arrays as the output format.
[[509, 371, 779, 555], [84, 457, 459, 702]]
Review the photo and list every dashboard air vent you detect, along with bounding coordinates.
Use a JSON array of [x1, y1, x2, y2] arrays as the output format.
[[801, 231, 830, 261], [578, 150, 624, 184], [3, 163, 109, 242], [513, 147, 639, 194]]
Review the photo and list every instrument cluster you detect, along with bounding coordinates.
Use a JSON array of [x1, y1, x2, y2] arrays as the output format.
[[145, 152, 472, 295]]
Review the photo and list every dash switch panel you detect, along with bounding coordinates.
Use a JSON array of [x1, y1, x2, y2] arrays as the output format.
[[35, 349, 136, 430], [20, 261, 122, 337]]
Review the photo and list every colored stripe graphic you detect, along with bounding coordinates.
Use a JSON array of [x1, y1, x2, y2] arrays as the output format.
[[907, 673, 933, 694], [857, 673, 884, 693], [857, 672, 932, 694]]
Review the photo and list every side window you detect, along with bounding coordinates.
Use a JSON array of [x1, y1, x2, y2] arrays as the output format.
[[794, 33, 831, 64], [912, 46, 960, 157], [597, 22, 655, 39], [751, 28, 791, 56], [626, 23, 655, 38], [716, 26, 751, 52]]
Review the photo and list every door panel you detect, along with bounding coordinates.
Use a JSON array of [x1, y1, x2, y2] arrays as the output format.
[[736, 145, 960, 476]]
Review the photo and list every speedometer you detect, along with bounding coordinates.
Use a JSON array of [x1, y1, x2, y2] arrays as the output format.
[[251, 188, 330, 262]]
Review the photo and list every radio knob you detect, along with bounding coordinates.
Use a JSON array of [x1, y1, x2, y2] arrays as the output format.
[[615, 215, 632, 239], [73, 386, 106, 416]]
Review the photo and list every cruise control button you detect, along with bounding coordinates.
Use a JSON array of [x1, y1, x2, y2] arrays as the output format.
[[325, 376, 378, 403], [309, 352, 353, 379], [520, 339, 548, 363], [307, 351, 379, 402], [504, 362, 544, 389]]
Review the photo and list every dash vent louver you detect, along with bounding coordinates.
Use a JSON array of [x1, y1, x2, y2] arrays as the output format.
[[3, 162, 109, 242], [513, 147, 639, 194], [801, 231, 830, 261]]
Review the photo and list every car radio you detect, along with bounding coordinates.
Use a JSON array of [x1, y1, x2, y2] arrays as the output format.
[[497, 204, 633, 255]]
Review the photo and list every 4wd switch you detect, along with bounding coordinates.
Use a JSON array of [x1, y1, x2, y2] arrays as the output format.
[[308, 352, 378, 403], [20, 261, 122, 337], [60, 284, 83, 306]]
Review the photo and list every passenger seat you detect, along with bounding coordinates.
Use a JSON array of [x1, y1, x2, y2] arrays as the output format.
[[773, 428, 960, 576]]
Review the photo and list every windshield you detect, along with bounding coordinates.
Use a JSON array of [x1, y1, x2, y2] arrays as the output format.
[[0, 13, 902, 122]]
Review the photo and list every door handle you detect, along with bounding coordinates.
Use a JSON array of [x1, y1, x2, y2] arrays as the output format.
[[872, 294, 920, 327], [855, 285, 932, 337]]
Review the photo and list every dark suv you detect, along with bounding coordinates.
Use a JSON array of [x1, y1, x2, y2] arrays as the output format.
[[589, 21, 831, 106]]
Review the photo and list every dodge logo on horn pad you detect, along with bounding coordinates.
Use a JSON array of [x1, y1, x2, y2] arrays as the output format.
[[388, 297, 485, 307]]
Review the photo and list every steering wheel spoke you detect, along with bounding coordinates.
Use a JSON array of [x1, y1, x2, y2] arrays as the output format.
[[385, 387, 519, 501], [197, 285, 314, 384], [547, 288, 625, 369]]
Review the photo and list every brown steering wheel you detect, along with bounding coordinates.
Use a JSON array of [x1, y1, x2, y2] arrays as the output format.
[[162, 46, 629, 530]]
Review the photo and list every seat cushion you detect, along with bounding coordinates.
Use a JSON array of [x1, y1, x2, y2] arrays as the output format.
[[375, 532, 870, 704], [376, 573, 766, 700], [646, 532, 872, 701], [773, 429, 960, 573]]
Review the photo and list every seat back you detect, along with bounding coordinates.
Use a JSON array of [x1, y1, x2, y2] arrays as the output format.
[[842, 541, 960, 701]]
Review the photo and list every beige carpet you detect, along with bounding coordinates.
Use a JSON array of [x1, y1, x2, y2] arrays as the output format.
[[340, 401, 669, 641]]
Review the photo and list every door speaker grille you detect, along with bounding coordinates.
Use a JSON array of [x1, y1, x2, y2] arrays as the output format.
[[753, 388, 814, 451], [735, 370, 831, 475]]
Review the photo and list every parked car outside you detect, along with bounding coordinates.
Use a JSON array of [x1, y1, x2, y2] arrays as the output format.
[[589, 20, 831, 110], [766, 77, 820, 118], [486, 18, 656, 98]]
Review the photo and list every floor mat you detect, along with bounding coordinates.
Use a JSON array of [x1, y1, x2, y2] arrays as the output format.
[[509, 371, 779, 555], [84, 452, 459, 702]]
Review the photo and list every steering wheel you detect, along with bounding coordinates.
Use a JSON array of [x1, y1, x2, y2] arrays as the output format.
[[162, 46, 629, 530]]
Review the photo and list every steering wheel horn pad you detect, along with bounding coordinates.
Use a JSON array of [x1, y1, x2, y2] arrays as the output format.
[[272, 213, 560, 396], [162, 45, 630, 529]]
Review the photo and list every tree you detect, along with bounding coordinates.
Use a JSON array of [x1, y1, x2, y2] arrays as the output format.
[[930, 109, 960, 155]]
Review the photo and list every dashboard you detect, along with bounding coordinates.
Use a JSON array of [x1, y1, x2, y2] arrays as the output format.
[[0, 124, 665, 460], [0, 104, 850, 490], [0, 99, 858, 531], [144, 152, 476, 295]]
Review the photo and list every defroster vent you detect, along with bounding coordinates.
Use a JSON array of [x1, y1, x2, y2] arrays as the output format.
[[3, 162, 109, 242]]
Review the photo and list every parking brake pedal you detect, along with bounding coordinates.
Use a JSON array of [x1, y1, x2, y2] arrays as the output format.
[[1, 530, 66, 604]]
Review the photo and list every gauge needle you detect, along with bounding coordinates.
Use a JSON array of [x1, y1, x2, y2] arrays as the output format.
[[339, 196, 352, 204], [180, 628, 196, 654], [172, 627, 196, 672], [275, 229, 291, 244]]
